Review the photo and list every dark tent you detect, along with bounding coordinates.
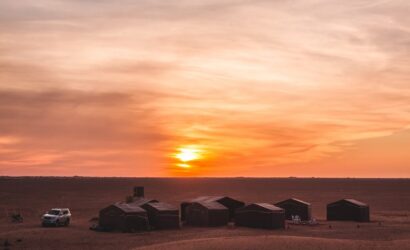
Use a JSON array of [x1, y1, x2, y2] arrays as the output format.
[[327, 199, 370, 222], [141, 202, 180, 229], [181, 196, 244, 221], [99, 202, 149, 232], [185, 201, 229, 227], [275, 198, 312, 221], [235, 203, 285, 229]]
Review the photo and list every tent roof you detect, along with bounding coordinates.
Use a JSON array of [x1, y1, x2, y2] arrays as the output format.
[[344, 199, 368, 207], [131, 198, 158, 207], [186, 196, 221, 202], [328, 199, 368, 207], [113, 202, 146, 213], [195, 201, 228, 210], [144, 202, 177, 211], [253, 203, 284, 211], [237, 203, 284, 213], [276, 198, 311, 206], [185, 196, 241, 203]]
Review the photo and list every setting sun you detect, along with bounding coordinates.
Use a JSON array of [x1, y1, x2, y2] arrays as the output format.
[[175, 147, 202, 162]]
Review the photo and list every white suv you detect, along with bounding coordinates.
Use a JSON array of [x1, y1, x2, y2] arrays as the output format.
[[41, 208, 71, 227]]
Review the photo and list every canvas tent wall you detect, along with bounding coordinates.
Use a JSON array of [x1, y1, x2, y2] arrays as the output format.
[[235, 203, 285, 229], [99, 202, 149, 232], [141, 202, 180, 229], [185, 201, 229, 227], [275, 198, 312, 221], [327, 199, 370, 222], [181, 196, 244, 221]]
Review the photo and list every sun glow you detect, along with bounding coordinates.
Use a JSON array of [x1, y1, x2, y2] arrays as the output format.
[[176, 163, 191, 168], [175, 147, 201, 162]]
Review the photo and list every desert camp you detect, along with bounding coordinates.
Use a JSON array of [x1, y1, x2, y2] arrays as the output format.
[[181, 196, 244, 221], [95, 186, 374, 231], [327, 199, 370, 222], [235, 203, 286, 229], [185, 201, 230, 227], [97, 187, 169, 231], [99, 202, 149, 232], [141, 202, 180, 229], [275, 198, 312, 221]]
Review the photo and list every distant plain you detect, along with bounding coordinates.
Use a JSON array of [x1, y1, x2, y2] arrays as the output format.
[[0, 177, 409, 249]]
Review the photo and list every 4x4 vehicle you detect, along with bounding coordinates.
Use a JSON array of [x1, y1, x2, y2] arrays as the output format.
[[41, 208, 71, 227]]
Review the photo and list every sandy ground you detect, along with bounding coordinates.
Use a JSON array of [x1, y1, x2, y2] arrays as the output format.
[[0, 177, 409, 249]]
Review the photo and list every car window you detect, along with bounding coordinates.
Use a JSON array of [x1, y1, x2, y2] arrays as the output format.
[[63, 211, 68, 214], [48, 210, 60, 215]]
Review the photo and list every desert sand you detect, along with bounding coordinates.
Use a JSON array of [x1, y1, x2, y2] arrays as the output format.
[[1, 177, 409, 249]]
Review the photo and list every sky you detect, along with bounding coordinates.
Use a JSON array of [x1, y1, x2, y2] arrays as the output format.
[[0, 0, 409, 177]]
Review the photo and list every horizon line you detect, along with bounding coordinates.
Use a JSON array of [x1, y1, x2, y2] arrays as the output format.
[[1, 175, 409, 179]]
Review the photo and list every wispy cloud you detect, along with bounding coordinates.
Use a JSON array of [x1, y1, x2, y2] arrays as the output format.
[[0, 89, 169, 176]]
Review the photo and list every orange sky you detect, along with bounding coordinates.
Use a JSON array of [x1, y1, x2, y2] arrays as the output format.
[[0, 0, 409, 177]]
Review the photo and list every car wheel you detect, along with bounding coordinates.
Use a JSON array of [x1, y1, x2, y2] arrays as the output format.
[[55, 220, 60, 227], [65, 219, 70, 226]]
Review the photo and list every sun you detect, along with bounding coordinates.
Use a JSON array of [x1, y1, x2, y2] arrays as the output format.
[[175, 147, 201, 162]]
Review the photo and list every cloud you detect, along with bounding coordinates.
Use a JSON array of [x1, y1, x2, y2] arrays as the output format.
[[0, 89, 169, 176]]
